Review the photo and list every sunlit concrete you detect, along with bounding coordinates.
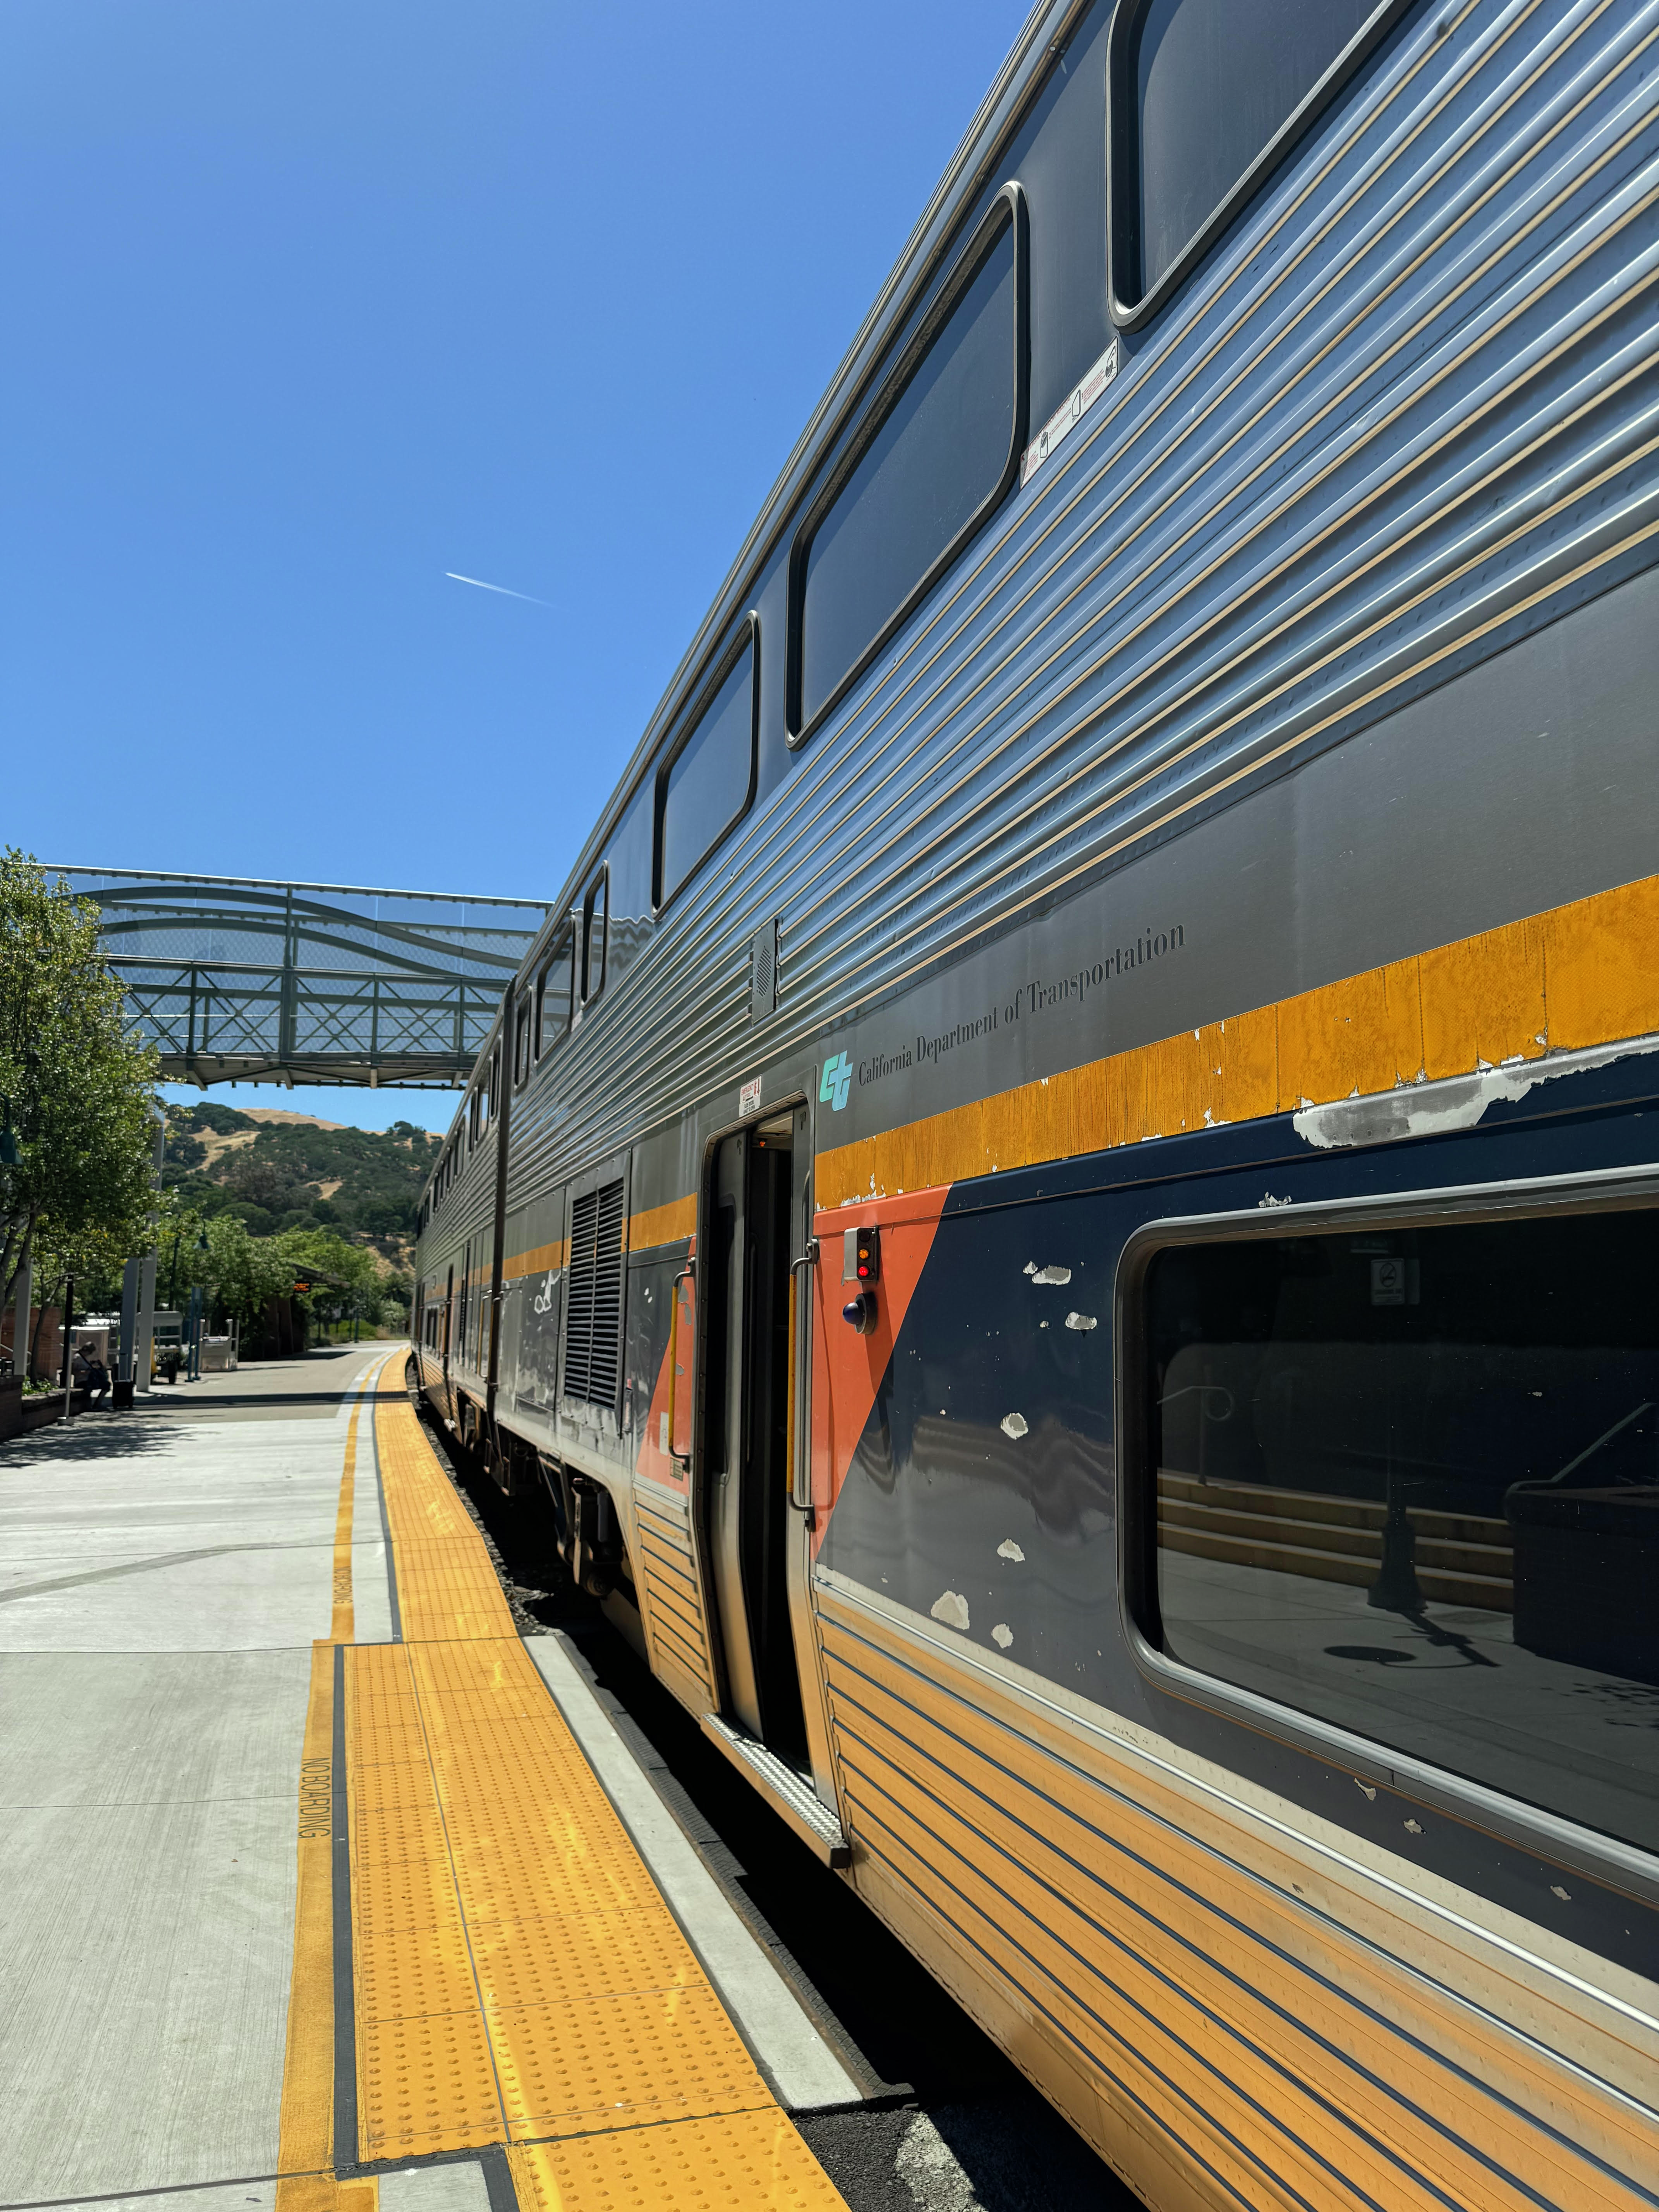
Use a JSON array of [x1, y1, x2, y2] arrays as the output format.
[[0, 1350, 383, 2205]]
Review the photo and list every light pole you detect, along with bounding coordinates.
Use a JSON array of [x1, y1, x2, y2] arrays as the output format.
[[1, 1099, 19, 1382], [185, 1228, 208, 1380], [59, 1271, 76, 1422]]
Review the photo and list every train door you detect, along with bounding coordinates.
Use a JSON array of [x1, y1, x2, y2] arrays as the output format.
[[700, 1108, 809, 1766]]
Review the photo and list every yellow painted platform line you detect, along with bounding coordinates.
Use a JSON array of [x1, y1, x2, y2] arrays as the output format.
[[274, 1377, 377, 2212], [351, 1356, 846, 2206], [331, 1404, 361, 1644], [275, 1644, 343, 2212]]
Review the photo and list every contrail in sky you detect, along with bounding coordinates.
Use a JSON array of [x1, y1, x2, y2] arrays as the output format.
[[445, 571, 552, 607]]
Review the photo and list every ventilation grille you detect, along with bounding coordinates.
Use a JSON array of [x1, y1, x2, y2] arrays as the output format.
[[563, 1177, 625, 1407], [749, 918, 778, 1021]]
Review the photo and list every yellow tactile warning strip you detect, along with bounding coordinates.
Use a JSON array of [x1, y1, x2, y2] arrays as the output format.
[[508, 2111, 849, 2211], [817, 865, 1659, 1204], [345, 1356, 846, 2204]]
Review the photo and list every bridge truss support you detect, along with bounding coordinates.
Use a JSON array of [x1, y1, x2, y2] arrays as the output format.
[[54, 868, 549, 1090]]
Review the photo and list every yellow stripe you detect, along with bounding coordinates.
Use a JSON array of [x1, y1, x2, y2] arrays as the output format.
[[274, 1407, 379, 2212], [275, 1644, 337, 2209], [503, 1237, 568, 1282], [330, 1407, 357, 1644], [816, 869, 1659, 1207], [503, 1198, 695, 1284], [628, 1194, 696, 1249]]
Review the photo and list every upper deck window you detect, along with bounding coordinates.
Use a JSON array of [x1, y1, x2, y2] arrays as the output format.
[[655, 622, 758, 909], [581, 869, 608, 1005], [534, 930, 572, 1058], [1110, 0, 1401, 326], [788, 186, 1028, 746], [513, 995, 532, 1086]]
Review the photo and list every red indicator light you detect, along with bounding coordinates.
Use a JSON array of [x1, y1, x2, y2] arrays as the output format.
[[842, 1224, 881, 1285]]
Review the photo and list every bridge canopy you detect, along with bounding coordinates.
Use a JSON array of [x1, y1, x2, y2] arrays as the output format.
[[55, 867, 549, 1089]]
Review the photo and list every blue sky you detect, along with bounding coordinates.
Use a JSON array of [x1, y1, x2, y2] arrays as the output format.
[[5, 1, 1025, 1134]]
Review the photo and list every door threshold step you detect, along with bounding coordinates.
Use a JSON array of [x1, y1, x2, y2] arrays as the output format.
[[700, 1712, 852, 1867]]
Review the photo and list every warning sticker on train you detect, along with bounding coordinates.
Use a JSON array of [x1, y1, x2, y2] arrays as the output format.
[[1021, 341, 1118, 487]]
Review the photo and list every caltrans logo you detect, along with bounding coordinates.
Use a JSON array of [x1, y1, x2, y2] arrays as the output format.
[[818, 1053, 852, 1111]]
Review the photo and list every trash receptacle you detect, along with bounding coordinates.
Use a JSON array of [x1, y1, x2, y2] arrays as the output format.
[[1508, 1483, 1659, 1686]]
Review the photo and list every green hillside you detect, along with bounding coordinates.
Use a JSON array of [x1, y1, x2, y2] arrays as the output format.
[[163, 1104, 441, 1248]]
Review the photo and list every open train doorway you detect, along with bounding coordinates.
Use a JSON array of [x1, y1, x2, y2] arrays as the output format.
[[700, 1107, 810, 1768]]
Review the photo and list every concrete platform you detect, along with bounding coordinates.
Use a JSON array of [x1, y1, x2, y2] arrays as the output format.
[[0, 1349, 853, 2212]]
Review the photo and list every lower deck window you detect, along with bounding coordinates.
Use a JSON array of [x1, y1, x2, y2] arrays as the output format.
[[1138, 1204, 1659, 1856]]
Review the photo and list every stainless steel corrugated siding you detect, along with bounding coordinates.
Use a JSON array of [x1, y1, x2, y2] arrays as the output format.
[[496, 0, 1659, 1202]]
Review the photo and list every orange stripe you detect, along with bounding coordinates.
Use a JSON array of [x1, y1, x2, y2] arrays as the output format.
[[629, 1194, 696, 1249], [503, 1200, 693, 1280], [503, 1238, 568, 1282], [815, 869, 1659, 1207]]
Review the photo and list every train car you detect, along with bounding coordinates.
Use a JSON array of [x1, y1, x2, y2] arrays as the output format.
[[413, 1, 1659, 2203]]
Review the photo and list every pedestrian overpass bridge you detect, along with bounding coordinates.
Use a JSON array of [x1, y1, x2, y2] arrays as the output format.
[[55, 865, 550, 1089]]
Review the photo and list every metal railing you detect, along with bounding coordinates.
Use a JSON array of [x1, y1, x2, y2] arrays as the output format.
[[54, 867, 550, 1088]]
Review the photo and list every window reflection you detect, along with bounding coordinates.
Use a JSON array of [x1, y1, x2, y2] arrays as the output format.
[[658, 636, 755, 906], [796, 210, 1019, 736], [1144, 1209, 1659, 1854], [1125, 0, 1375, 302], [581, 873, 607, 1003]]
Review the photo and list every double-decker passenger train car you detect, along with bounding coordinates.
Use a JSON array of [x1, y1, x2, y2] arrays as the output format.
[[414, 1, 1659, 2203]]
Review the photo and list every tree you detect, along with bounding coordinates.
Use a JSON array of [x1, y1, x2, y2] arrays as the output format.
[[170, 1217, 399, 1339], [0, 852, 159, 1312], [278, 1226, 383, 1332], [178, 1214, 294, 1331], [220, 1150, 300, 1214]]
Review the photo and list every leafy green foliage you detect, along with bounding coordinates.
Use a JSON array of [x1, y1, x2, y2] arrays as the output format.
[[155, 1105, 429, 1342], [163, 1104, 439, 1243], [0, 851, 160, 1310], [163, 1211, 402, 1332], [189, 1102, 258, 1136], [0, 852, 422, 1357]]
